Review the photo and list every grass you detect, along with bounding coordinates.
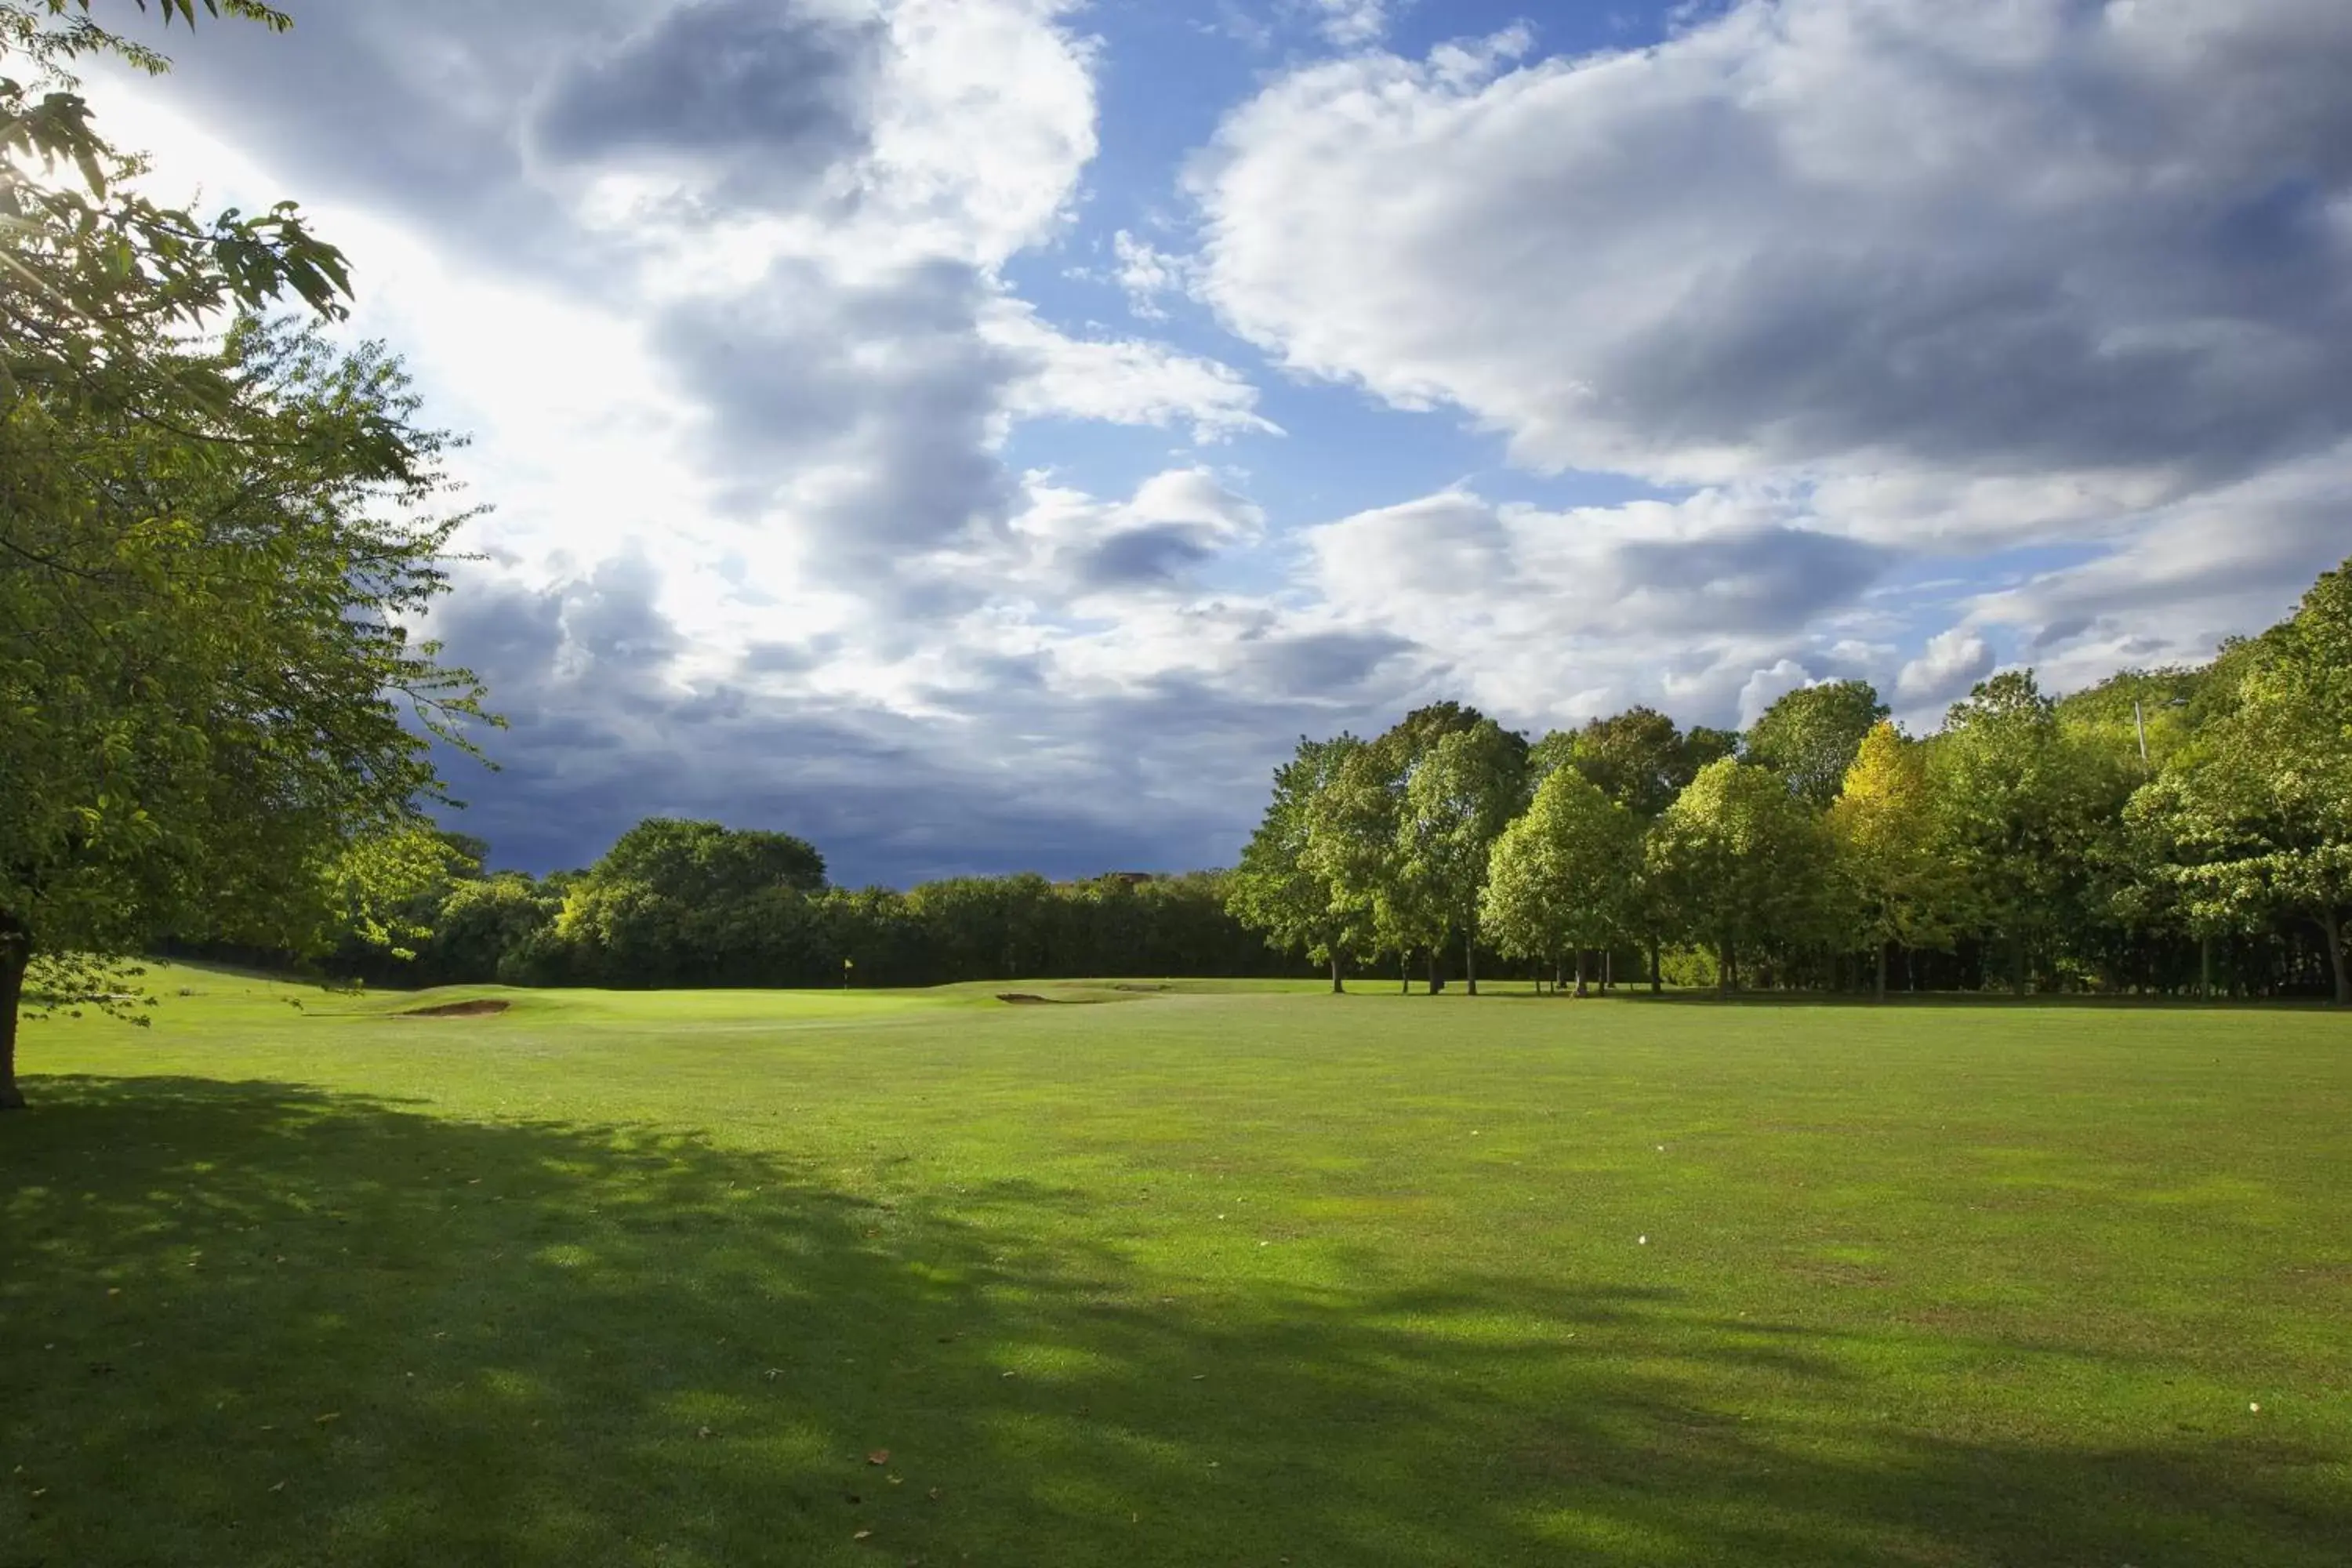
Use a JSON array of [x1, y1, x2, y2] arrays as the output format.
[[3, 965, 2349, 1567]]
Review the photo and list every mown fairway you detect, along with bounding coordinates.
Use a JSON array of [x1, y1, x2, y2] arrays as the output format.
[[3, 971, 2348, 1567]]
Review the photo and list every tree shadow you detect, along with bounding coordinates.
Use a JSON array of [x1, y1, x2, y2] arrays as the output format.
[[3, 1077, 2343, 1566]]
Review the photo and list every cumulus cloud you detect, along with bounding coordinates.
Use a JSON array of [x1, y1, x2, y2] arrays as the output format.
[[1192, 0, 2352, 531], [1896, 630, 1995, 710], [1300, 487, 1893, 727], [76, 0, 2352, 877]]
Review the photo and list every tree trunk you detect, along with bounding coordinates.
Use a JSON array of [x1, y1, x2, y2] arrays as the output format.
[[2321, 908, 2350, 1007], [1716, 940, 1732, 998], [1464, 933, 1478, 996], [1603, 948, 1613, 993], [1330, 953, 1345, 995], [1875, 942, 1889, 1004], [1426, 947, 1443, 995], [0, 916, 27, 1111], [1573, 947, 1588, 998], [1649, 934, 1662, 995], [2199, 934, 2212, 1002], [2010, 934, 2030, 997], [1399, 950, 1410, 994]]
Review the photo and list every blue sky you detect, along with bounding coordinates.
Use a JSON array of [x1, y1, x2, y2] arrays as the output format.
[[85, 0, 2352, 884]]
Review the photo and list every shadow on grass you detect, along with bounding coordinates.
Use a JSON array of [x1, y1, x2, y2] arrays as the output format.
[[3, 1076, 2343, 1566]]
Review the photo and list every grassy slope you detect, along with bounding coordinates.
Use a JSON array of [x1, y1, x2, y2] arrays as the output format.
[[3, 965, 2348, 1566]]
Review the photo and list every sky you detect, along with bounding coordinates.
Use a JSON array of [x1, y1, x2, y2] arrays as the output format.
[[82, 0, 2352, 884]]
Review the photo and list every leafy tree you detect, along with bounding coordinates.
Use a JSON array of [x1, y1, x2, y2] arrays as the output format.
[[1929, 672, 2130, 994], [1, 319, 485, 1106], [0, 3, 485, 1109], [1682, 726, 1742, 775], [427, 874, 559, 985], [1228, 735, 1372, 992], [1828, 721, 1962, 1000], [1744, 680, 1889, 807], [594, 819, 826, 904], [1394, 721, 1530, 994], [1548, 706, 1701, 819], [2126, 558, 2352, 1004], [2056, 667, 2209, 778], [1646, 758, 1831, 994], [1305, 704, 1498, 992], [1482, 768, 1640, 995]]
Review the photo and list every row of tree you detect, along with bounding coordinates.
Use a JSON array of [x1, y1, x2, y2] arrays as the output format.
[[1228, 557, 2352, 1004], [293, 818, 1305, 992]]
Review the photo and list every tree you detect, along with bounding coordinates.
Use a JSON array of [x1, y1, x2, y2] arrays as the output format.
[[1548, 706, 1733, 986], [1827, 722, 1962, 1000], [1, 10, 488, 1108], [1394, 721, 1529, 995], [594, 819, 826, 904], [1929, 672, 2129, 994], [1551, 706, 1702, 819], [1482, 768, 1641, 995], [1228, 735, 1371, 992], [1745, 681, 1889, 808], [1646, 758, 1831, 994], [0, 316, 486, 1108], [1305, 703, 1498, 993], [2126, 558, 2352, 1004]]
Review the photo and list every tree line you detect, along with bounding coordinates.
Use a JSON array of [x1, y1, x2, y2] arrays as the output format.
[[1228, 555, 2352, 1004], [260, 817, 1302, 992]]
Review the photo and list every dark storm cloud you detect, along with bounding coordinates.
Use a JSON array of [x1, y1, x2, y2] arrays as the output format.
[[428, 566, 1438, 884]]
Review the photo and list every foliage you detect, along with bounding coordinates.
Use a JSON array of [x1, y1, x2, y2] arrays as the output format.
[[1393, 720, 1529, 989], [1226, 735, 1373, 985], [0, 6, 486, 1106], [1928, 672, 2132, 992], [1644, 757, 1832, 991], [1544, 705, 1718, 818], [2125, 560, 2352, 1002], [1744, 679, 1889, 807], [1481, 767, 1641, 987], [1827, 721, 1963, 994]]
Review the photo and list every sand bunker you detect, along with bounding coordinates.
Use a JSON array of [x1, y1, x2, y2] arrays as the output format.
[[398, 998, 512, 1018]]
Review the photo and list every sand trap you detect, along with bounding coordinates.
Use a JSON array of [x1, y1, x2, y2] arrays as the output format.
[[399, 999, 512, 1018]]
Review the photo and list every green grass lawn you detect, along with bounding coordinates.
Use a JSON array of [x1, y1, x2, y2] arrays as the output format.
[[4, 968, 2348, 1566]]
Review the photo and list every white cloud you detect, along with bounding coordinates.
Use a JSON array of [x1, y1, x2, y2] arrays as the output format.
[[1737, 661, 1813, 728], [1896, 629, 1994, 710], [1191, 0, 2352, 538], [1109, 229, 1191, 319], [1301, 486, 1891, 726], [1305, 0, 1392, 49], [983, 299, 1276, 441]]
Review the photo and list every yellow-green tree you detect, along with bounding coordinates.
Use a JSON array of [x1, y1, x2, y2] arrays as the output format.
[[1828, 721, 1962, 1000]]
